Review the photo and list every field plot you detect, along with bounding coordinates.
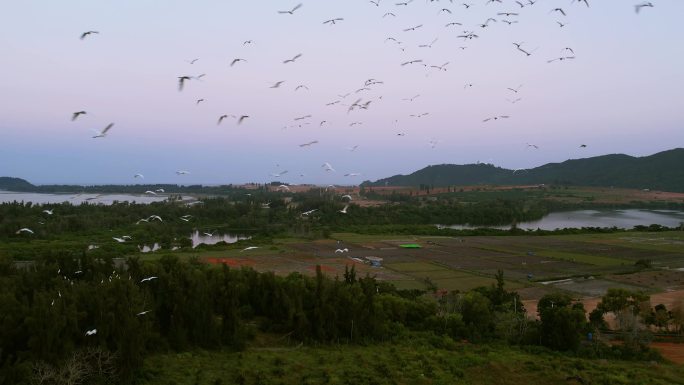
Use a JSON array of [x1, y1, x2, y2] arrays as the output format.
[[384, 261, 500, 292], [170, 231, 684, 300], [606, 270, 684, 291], [542, 278, 646, 297]]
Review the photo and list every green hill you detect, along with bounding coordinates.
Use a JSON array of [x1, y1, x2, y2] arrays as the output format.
[[363, 148, 684, 192], [0, 177, 36, 191]]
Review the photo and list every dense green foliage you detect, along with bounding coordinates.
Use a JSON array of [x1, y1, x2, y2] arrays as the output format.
[[363, 148, 684, 192], [140, 339, 684, 385], [0, 255, 673, 385]]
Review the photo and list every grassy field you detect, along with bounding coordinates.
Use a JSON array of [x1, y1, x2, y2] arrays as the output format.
[[128, 230, 684, 299], [384, 261, 500, 292], [140, 337, 684, 385]]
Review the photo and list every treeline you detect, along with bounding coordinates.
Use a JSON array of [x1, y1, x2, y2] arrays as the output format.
[[1, 255, 679, 385], [2, 197, 682, 262], [0, 177, 265, 195]]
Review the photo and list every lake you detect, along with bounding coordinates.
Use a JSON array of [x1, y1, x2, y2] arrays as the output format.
[[0, 191, 185, 205], [440, 209, 684, 231]]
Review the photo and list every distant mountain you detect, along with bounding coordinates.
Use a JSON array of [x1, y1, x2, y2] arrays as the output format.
[[0, 177, 36, 191], [362, 148, 684, 192]]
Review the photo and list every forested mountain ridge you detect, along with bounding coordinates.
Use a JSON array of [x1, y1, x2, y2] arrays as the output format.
[[0, 177, 36, 191], [362, 148, 684, 192]]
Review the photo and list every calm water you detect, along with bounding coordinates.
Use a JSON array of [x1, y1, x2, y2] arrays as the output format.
[[190, 231, 250, 248], [0, 191, 181, 205], [441, 209, 684, 231]]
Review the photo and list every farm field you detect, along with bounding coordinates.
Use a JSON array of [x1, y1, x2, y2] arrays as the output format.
[[145, 231, 684, 301]]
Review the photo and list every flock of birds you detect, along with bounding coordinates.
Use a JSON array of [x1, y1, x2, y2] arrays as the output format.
[[65, 0, 660, 184]]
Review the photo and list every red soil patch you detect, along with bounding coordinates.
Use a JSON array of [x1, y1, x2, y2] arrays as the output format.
[[651, 342, 684, 365], [307, 265, 335, 272], [204, 257, 255, 267]]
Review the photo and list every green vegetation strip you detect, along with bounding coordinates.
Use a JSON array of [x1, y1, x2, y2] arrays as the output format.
[[141, 338, 684, 385]]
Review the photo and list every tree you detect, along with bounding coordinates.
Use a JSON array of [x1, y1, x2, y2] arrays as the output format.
[[596, 288, 650, 331], [538, 294, 587, 351]]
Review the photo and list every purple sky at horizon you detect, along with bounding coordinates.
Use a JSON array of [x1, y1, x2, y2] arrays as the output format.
[[1, 0, 682, 186]]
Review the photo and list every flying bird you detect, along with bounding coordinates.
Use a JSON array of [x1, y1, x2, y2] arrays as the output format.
[[339, 205, 349, 214], [241, 246, 260, 252], [80, 31, 99, 40], [278, 3, 303, 14], [483, 115, 510, 122], [85, 329, 97, 336], [178, 76, 192, 91], [550, 8, 566, 16], [401, 59, 423, 66], [218, 114, 235, 125], [323, 18, 344, 25], [283, 53, 303, 64], [322, 162, 336, 172], [403, 24, 423, 32], [140, 276, 158, 283], [430, 62, 449, 71], [635, 2, 653, 13], [547, 56, 575, 63], [43, 209, 54, 215], [270, 81, 285, 88], [71, 111, 86, 121], [419, 38, 439, 48], [230, 58, 247, 66], [299, 140, 319, 147], [92, 123, 114, 138], [16, 228, 34, 234], [176, 170, 190, 175], [238, 115, 250, 124]]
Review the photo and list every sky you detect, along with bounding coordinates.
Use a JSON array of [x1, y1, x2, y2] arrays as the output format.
[[1, 0, 683, 186]]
